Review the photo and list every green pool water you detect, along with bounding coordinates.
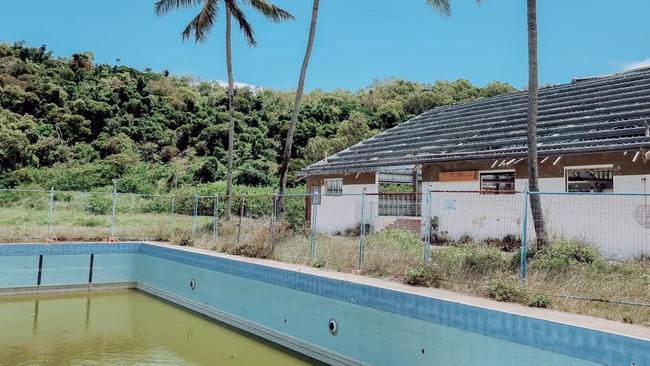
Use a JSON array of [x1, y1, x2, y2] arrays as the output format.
[[0, 289, 316, 366]]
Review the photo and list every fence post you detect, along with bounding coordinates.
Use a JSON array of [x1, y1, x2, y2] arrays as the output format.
[[47, 187, 54, 240], [191, 194, 198, 238], [213, 194, 219, 242], [110, 179, 117, 239], [519, 187, 530, 284], [237, 194, 246, 245], [170, 195, 176, 235], [309, 190, 318, 262], [270, 194, 277, 247], [423, 190, 432, 264], [358, 188, 367, 270]]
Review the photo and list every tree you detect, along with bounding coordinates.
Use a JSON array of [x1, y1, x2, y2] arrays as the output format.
[[526, 0, 547, 245], [155, 0, 293, 219], [425, 0, 547, 244], [277, 0, 320, 214]]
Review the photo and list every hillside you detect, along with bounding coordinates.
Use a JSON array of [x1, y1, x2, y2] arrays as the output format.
[[0, 42, 516, 194]]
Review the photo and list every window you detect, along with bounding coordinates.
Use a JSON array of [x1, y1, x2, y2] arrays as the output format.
[[324, 178, 343, 196], [565, 166, 613, 192], [480, 171, 515, 194]]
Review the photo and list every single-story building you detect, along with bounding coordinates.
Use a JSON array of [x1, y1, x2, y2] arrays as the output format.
[[301, 67, 650, 258]]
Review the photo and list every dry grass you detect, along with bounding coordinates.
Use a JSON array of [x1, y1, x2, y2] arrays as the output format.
[[2, 203, 648, 327]]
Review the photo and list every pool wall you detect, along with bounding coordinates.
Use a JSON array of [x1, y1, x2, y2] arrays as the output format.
[[0, 242, 648, 366]]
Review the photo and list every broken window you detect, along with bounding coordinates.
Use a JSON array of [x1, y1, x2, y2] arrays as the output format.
[[565, 166, 614, 192], [480, 171, 515, 194], [324, 178, 343, 196]]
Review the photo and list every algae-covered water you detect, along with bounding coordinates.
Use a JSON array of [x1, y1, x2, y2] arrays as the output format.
[[0, 289, 316, 366]]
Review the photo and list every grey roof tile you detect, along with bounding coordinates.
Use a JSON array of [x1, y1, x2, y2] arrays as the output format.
[[304, 68, 650, 175]]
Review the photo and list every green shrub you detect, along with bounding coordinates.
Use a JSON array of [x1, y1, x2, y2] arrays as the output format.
[[528, 293, 551, 308], [75, 217, 107, 227], [532, 241, 602, 271], [312, 257, 326, 268], [404, 265, 441, 287], [487, 279, 527, 303], [85, 192, 112, 215], [461, 246, 510, 274], [369, 229, 421, 251]]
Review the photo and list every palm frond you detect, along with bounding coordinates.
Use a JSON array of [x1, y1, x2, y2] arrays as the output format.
[[229, 1, 257, 46], [425, 0, 452, 16], [180, 0, 218, 43], [155, 0, 203, 16], [244, 0, 294, 22]]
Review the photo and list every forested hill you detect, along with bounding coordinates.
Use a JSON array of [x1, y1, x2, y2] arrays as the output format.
[[0, 42, 516, 194]]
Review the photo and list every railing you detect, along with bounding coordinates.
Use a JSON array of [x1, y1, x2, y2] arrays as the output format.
[[377, 193, 421, 217]]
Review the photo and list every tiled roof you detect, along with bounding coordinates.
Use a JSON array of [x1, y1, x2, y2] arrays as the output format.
[[304, 68, 650, 175]]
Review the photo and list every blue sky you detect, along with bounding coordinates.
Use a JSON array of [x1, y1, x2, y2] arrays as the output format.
[[1, 0, 649, 91]]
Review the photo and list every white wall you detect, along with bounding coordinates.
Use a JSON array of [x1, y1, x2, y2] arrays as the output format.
[[313, 179, 378, 235], [422, 174, 650, 258]]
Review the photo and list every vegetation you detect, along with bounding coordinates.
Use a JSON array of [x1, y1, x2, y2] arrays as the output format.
[[0, 42, 515, 194], [156, 0, 293, 219]]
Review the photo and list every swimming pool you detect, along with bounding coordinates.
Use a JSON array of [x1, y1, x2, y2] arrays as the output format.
[[0, 289, 315, 365], [0, 242, 648, 366]]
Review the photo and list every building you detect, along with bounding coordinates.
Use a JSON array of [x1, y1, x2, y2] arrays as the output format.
[[301, 68, 650, 258]]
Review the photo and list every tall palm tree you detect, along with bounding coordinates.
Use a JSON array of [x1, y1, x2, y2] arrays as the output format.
[[155, 0, 293, 219], [427, 0, 547, 245], [525, 0, 547, 245], [276, 0, 320, 214]]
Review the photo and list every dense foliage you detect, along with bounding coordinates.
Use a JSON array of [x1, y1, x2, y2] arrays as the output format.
[[0, 42, 516, 193]]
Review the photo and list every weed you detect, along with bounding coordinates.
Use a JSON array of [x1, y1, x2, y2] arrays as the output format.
[[532, 241, 602, 271], [312, 257, 326, 268], [172, 231, 194, 247], [487, 279, 527, 303], [461, 245, 510, 274], [404, 265, 441, 288], [528, 293, 551, 308]]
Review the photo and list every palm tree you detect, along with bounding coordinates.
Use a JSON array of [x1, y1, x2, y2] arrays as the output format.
[[276, 0, 320, 214], [525, 0, 547, 245], [155, 0, 293, 219], [427, 0, 547, 244]]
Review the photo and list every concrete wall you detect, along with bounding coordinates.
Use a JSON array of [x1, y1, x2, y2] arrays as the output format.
[[308, 173, 378, 234], [423, 173, 650, 258]]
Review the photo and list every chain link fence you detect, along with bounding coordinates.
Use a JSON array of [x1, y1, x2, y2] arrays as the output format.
[[1, 186, 649, 322]]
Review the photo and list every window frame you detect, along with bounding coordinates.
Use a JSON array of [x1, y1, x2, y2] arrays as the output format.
[[479, 170, 516, 194], [324, 178, 343, 196], [564, 164, 614, 193]]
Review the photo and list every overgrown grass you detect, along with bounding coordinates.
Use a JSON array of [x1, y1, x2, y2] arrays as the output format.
[[1, 201, 648, 326]]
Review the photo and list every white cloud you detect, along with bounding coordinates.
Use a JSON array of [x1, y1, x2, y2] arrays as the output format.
[[213, 79, 261, 90], [621, 57, 650, 71]]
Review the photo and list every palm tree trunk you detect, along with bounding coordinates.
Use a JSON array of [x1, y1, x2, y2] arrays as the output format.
[[276, 0, 320, 214], [224, 4, 235, 221], [526, 0, 547, 246]]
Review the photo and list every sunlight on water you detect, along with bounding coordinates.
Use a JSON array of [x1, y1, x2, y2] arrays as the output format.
[[0, 290, 315, 366]]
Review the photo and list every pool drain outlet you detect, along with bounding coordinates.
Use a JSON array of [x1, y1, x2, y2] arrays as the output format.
[[189, 279, 196, 290], [328, 319, 338, 335]]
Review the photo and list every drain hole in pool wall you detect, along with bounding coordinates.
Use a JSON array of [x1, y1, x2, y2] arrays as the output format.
[[189, 279, 196, 290], [328, 319, 338, 335]]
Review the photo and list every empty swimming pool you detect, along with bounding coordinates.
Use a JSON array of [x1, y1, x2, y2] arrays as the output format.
[[0, 242, 648, 366]]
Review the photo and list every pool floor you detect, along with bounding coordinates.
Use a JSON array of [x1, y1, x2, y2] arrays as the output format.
[[0, 289, 317, 366]]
